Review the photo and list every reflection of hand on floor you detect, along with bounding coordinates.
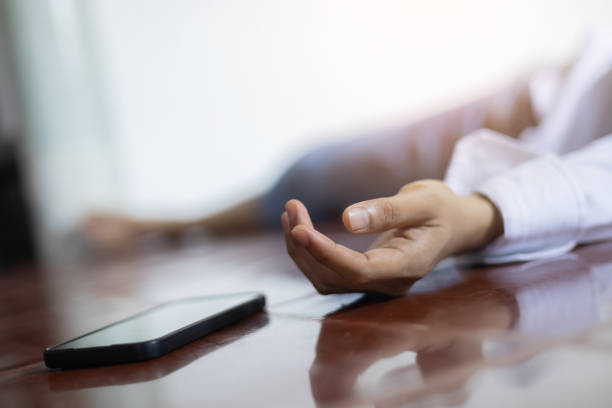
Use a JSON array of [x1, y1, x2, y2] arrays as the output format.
[[309, 280, 518, 406]]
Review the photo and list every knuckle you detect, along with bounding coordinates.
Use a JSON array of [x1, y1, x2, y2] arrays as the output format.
[[429, 181, 453, 199], [399, 181, 428, 193], [421, 189, 451, 216], [380, 200, 398, 228], [398, 184, 412, 193], [424, 186, 439, 200]]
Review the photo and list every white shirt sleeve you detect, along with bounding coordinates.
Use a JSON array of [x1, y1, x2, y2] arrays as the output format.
[[454, 133, 612, 264], [445, 28, 612, 264]]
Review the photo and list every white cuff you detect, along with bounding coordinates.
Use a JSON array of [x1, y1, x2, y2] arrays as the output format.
[[466, 155, 583, 264]]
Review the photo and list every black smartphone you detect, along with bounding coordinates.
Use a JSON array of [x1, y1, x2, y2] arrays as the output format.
[[44, 292, 265, 369]]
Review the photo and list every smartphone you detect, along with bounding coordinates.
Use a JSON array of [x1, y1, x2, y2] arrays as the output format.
[[44, 292, 265, 369]]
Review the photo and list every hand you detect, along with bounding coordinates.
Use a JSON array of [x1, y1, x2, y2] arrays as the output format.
[[282, 180, 502, 295], [82, 213, 144, 250]]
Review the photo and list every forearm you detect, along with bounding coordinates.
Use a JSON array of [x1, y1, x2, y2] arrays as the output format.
[[140, 196, 266, 237], [265, 77, 537, 225], [192, 196, 265, 234]]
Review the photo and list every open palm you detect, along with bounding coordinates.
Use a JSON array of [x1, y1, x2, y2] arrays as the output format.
[[282, 181, 465, 295]]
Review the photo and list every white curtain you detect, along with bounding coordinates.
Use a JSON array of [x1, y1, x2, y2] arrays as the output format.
[[5, 0, 119, 263]]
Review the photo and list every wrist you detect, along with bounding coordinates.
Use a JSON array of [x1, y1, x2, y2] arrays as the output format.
[[453, 193, 503, 255]]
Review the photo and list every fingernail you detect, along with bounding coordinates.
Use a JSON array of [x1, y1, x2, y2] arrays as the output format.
[[348, 206, 370, 231]]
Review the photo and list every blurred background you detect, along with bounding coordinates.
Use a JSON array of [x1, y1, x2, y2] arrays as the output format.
[[0, 0, 611, 266]]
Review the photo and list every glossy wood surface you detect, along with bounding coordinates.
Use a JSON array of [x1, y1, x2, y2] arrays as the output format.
[[3, 231, 612, 407]]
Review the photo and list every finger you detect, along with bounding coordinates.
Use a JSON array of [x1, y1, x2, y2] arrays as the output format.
[[283, 211, 303, 261], [291, 225, 435, 294], [283, 212, 321, 285], [365, 227, 447, 280], [285, 199, 314, 229], [281, 211, 290, 235], [283, 212, 344, 293], [294, 246, 347, 294], [342, 188, 433, 234], [291, 225, 374, 284], [295, 224, 436, 283]]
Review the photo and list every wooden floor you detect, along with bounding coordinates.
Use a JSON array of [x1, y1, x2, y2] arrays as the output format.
[[3, 229, 612, 407]]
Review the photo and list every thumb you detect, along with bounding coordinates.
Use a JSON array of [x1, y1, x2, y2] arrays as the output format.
[[342, 190, 432, 234]]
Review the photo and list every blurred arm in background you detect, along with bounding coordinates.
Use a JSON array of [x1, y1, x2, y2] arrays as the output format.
[[83, 71, 543, 251]]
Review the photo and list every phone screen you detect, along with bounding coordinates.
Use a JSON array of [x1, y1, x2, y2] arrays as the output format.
[[54, 293, 260, 350]]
